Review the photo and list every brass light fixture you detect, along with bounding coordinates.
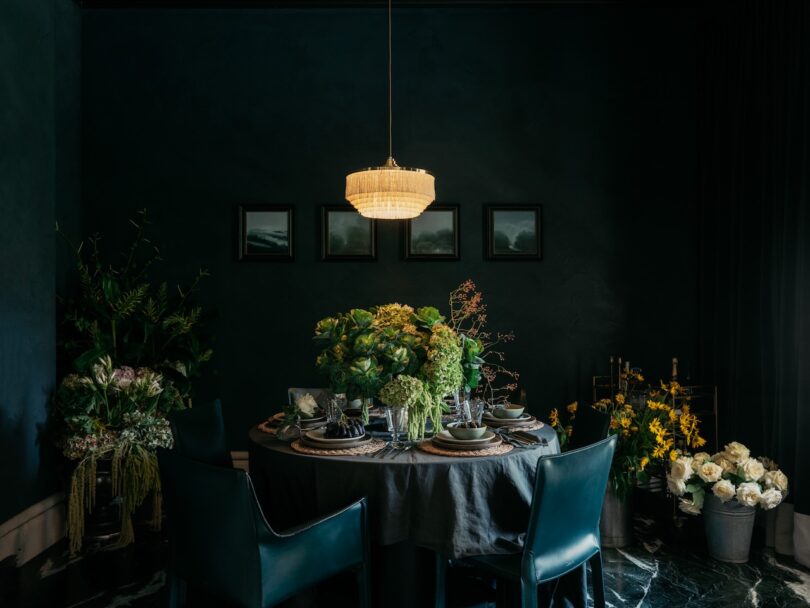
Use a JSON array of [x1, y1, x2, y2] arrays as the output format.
[[345, 0, 435, 220]]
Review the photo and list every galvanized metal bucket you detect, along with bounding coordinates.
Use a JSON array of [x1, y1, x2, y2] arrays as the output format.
[[703, 494, 756, 563], [600, 485, 633, 548]]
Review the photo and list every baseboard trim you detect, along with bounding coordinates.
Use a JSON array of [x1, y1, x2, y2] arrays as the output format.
[[232, 450, 249, 472], [0, 493, 65, 567]]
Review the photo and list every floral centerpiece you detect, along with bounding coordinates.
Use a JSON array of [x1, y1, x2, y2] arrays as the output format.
[[447, 280, 518, 405], [667, 441, 788, 515], [55, 211, 211, 553], [314, 304, 462, 438]]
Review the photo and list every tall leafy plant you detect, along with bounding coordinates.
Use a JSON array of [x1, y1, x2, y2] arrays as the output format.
[[54, 210, 212, 553], [58, 209, 212, 397]]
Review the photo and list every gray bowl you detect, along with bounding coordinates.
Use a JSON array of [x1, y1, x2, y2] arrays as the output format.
[[447, 422, 489, 440], [493, 406, 525, 419]]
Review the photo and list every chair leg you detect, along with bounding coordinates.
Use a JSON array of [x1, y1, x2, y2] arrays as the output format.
[[520, 576, 538, 608], [356, 563, 371, 608], [589, 552, 606, 608], [434, 552, 447, 608], [164, 572, 186, 608]]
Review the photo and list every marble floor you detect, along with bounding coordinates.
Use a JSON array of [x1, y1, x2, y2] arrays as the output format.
[[3, 515, 809, 608]]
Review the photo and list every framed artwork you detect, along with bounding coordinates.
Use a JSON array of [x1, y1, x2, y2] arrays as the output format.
[[403, 204, 460, 260], [321, 206, 377, 260], [238, 205, 293, 261], [484, 205, 542, 260]]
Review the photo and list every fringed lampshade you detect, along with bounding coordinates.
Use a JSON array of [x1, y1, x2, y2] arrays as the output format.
[[345, 157, 435, 220]]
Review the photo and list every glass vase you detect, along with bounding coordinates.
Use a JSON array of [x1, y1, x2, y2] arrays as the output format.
[[456, 387, 472, 423]]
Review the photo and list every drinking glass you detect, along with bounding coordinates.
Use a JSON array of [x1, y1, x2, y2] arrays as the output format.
[[326, 397, 342, 424], [385, 406, 407, 446], [470, 398, 485, 425]]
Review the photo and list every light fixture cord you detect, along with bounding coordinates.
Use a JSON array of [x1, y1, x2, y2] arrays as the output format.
[[388, 0, 393, 160]]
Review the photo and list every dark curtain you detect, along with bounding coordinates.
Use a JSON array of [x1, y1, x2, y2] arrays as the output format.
[[699, 0, 810, 565]]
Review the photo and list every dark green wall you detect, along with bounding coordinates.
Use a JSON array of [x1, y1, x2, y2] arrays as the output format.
[[0, 0, 81, 523], [81, 5, 700, 449]]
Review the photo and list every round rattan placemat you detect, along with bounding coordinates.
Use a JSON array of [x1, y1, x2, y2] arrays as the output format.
[[418, 440, 514, 458], [290, 438, 386, 456]]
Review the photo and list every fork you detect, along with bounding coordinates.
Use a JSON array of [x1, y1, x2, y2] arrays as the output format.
[[372, 442, 393, 457]]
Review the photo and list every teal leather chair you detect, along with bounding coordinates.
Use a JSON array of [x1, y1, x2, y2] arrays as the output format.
[[168, 399, 232, 468], [568, 404, 611, 450], [158, 449, 371, 608], [435, 435, 617, 608]]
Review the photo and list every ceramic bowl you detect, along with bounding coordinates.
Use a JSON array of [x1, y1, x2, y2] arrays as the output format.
[[493, 406, 525, 419], [446, 422, 489, 440]]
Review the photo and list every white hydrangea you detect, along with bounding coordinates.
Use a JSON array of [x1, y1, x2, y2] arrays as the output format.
[[740, 458, 766, 482], [697, 461, 724, 483], [759, 488, 784, 511], [736, 482, 762, 507], [712, 479, 736, 502], [667, 475, 686, 496], [723, 441, 750, 464], [763, 470, 789, 493]]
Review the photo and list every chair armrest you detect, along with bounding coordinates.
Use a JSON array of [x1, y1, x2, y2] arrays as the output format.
[[275, 497, 367, 539], [256, 497, 369, 605]]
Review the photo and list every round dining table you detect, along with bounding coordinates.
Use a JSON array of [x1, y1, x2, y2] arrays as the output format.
[[247, 421, 573, 607]]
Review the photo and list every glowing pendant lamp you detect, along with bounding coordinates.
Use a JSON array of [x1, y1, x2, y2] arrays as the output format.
[[345, 0, 435, 220]]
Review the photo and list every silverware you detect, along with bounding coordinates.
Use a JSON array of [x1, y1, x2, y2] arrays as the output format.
[[390, 444, 413, 459], [372, 442, 392, 457]]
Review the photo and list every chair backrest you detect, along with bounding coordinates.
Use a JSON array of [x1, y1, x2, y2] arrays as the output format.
[[158, 449, 268, 607], [523, 435, 617, 582], [568, 404, 611, 450], [168, 399, 231, 467]]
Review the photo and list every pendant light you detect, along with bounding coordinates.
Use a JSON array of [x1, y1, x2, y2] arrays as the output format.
[[345, 0, 435, 220]]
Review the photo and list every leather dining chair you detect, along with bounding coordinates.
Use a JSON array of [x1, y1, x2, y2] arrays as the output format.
[[158, 448, 371, 608], [168, 399, 232, 468], [435, 435, 618, 608], [568, 404, 611, 450]]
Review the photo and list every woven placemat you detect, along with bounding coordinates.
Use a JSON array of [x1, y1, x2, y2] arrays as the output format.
[[418, 440, 514, 458], [290, 438, 386, 456]]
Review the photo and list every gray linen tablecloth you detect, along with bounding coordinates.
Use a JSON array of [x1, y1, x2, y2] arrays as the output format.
[[248, 423, 560, 559]]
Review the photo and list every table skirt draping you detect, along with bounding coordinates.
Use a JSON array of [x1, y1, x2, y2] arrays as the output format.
[[248, 424, 560, 559]]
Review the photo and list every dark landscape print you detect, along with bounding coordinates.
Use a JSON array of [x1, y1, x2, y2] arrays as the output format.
[[409, 209, 456, 255], [245, 211, 289, 254], [491, 209, 538, 255], [327, 211, 373, 256]]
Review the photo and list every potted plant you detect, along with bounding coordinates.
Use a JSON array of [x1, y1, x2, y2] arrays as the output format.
[[549, 376, 708, 548], [667, 441, 788, 563], [54, 211, 211, 553]]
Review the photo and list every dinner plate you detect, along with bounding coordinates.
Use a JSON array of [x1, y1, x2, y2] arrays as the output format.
[[483, 413, 536, 427], [267, 412, 327, 428], [431, 434, 502, 451], [304, 428, 367, 444], [300, 434, 372, 450], [434, 429, 496, 447], [299, 415, 327, 428]]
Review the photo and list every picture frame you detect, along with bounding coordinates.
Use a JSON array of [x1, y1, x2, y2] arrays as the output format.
[[403, 204, 460, 260], [238, 205, 294, 261], [321, 206, 377, 260], [484, 204, 542, 260]]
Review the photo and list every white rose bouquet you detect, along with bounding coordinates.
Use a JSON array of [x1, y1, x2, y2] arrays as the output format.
[[667, 441, 788, 515]]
